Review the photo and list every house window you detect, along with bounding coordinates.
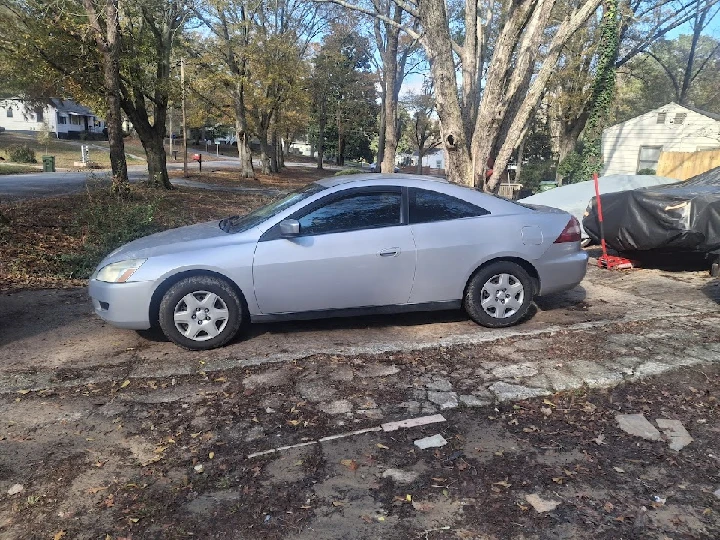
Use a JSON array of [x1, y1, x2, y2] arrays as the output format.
[[6, 108, 12, 118], [656, 112, 666, 124], [35, 109, 43, 122], [70, 115, 83, 125], [673, 113, 687, 125], [58, 116, 67, 125], [638, 146, 662, 172]]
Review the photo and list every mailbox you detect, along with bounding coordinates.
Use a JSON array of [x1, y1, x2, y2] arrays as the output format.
[[192, 154, 201, 161]]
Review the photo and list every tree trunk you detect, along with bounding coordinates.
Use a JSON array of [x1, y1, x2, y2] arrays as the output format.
[[237, 127, 255, 179], [416, 149, 424, 174], [141, 131, 170, 188], [380, 6, 402, 174], [259, 133, 272, 174], [338, 135, 346, 166], [680, 0, 708, 104], [316, 106, 325, 170], [418, 0, 472, 185], [270, 131, 280, 172], [377, 93, 386, 167], [82, 0, 128, 193]]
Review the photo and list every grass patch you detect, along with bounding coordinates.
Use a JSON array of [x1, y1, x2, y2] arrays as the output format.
[[0, 132, 145, 169], [0, 164, 39, 175], [0, 183, 272, 291]]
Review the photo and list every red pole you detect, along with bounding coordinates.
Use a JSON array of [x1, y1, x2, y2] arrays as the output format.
[[593, 172, 608, 260]]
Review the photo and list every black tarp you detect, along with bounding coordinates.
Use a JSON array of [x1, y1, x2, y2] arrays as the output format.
[[583, 166, 720, 254]]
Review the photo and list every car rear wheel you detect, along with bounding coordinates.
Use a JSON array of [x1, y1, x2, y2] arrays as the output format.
[[464, 262, 533, 328], [159, 275, 244, 350]]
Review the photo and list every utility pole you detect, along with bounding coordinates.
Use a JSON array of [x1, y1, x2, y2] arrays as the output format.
[[181, 58, 188, 177], [169, 105, 173, 157]]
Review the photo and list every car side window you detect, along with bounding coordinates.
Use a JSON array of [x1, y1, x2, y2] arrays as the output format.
[[409, 188, 489, 224], [298, 191, 402, 236]]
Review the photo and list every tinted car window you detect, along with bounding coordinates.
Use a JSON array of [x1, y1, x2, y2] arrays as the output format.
[[299, 191, 401, 236], [221, 182, 328, 233], [409, 188, 489, 224]]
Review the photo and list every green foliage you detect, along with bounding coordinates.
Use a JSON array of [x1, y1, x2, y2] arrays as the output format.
[[7, 144, 37, 163], [518, 161, 557, 192], [578, 0, 619, 179], [637, 168, 656, 175], [558, 150, 588, 184], [58, 188, 161, 279]]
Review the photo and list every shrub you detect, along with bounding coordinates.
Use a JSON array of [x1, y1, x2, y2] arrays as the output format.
[[58, 188, 161, 278], [7, 144, 37, 163], [637, 168, 656, 175]]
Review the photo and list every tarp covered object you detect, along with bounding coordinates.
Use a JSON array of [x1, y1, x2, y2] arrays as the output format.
[[583, 166, 720, 254], [521, 175, 677, 239]]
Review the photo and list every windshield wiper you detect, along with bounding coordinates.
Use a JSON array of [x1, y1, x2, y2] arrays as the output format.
[[219, 215, 239, 232]]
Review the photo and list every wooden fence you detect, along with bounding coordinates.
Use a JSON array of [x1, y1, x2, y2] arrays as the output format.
[[656, 148, 720, 180]]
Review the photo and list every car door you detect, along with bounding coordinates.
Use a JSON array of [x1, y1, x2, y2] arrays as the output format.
[[407, 187, 492, 303], [252, 187, 416, 314]]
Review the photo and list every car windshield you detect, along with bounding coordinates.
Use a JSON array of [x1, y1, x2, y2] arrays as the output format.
[[219, 182, 328, 233]]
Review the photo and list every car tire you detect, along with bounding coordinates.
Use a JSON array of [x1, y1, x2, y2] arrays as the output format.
[[464, 261, 534, 328], [158, 275, 244, 350]]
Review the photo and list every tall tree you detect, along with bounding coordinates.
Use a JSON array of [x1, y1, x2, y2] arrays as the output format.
[[82, 0, 129, 193], [402, 86, 440, 174], [319, 0, 604, 191]]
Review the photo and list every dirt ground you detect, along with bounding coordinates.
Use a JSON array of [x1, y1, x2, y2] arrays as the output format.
[[1, 263, 719, 539]]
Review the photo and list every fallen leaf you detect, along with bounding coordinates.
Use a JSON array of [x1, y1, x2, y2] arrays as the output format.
[[376, 443, 389, 450], [613, 467, 625, 473], [593, 434, 606, 445], [129, 517, 140, 523], [214, 377, 227, 382], [208, 452, 215, 459], [604, 502, 614, 512], [552, 477, 564, 485], [542, 399, 556, 408], [287, 419, 301, 426], [541, 407, 552, 417], [492, 479, 511, 488], [53, 531, 66, 540], [340, 459, 359, 471], [406, 494, 412, 502], [525, 493, 561, 513], [17, 390, 31, 395], [87, 486, 108, 494], [332, 501, 345, 507], [120, 380, 130, 389]]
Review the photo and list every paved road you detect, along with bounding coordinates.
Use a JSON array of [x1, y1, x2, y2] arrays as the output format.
[[0, 151, 343, 199]]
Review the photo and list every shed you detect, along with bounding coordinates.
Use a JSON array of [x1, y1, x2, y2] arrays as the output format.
[[601, 103, 720, 175]]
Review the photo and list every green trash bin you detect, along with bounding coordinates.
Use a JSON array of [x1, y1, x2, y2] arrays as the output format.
[[42, 155, 55, 172]]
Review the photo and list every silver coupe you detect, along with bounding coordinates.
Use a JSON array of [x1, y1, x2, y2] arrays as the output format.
[[89, 175, 588, 350]]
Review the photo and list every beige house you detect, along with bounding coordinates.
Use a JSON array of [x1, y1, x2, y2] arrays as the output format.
[[602, 103, 720, 175]]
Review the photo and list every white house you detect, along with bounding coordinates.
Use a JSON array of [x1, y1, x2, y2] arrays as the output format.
[[0, 98, 105, 139], [411, 147, 446, 170], [602, 102, 720, 175]]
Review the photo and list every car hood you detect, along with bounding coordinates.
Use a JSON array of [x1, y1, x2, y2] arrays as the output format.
[[99, 221, 250, 266]]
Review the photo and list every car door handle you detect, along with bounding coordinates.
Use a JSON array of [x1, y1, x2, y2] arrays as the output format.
[[378, 248, 401, 257]]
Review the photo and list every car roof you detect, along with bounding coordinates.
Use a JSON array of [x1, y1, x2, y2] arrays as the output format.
[[316, 173, 450, 188]]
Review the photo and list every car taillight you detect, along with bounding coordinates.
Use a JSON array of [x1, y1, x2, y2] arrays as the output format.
[[554, 216, 581, 243]]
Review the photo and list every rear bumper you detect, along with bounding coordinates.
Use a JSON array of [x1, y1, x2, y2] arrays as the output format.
[[535, 244, 588, 296], [88, 279, 153, 329]]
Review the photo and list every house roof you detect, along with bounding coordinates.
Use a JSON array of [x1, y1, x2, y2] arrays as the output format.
[[606, 102, 720, 130], [49, 98, 95, 116]]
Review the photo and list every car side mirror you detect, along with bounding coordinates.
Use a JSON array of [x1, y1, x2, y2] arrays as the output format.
[[279, 219, 300, 238]]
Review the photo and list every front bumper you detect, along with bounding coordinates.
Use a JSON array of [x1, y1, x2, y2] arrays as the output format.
[[88, 279, 154, 329], [535, 244, 589, 296]]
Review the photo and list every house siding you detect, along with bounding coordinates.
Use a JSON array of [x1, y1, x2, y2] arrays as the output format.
[[602, 103, 720, 175]]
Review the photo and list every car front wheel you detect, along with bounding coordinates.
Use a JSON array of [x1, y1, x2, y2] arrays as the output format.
[[464, 262, 533, 328], [159, 275, 244, 350]]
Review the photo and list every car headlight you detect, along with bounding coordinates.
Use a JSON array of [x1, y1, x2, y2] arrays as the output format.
[[96, 259, 147, 283]]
